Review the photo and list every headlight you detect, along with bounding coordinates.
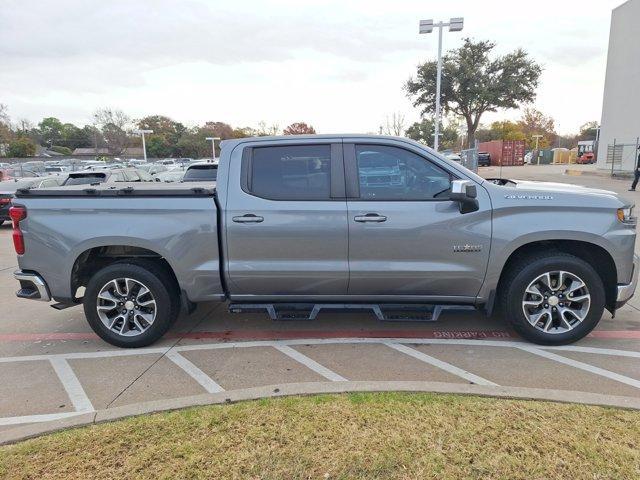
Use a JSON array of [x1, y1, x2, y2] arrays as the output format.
[[617, 206, 635, 224]]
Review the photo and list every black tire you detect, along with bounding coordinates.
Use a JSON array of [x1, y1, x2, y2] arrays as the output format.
[[500, 252, 605, 345], [83, 260, 179, 348]]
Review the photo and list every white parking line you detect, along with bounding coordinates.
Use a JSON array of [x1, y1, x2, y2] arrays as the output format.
[[518, 346, 640, 390], [0, 411, 88, 427], [49, 358, 94, 413], [165, 350, 225, 393], [384, 342, 498, 386], [274, 344, 348, 382], [1, 339, 640, 363]]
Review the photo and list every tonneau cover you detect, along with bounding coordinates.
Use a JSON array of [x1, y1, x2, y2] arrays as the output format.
[[14, 181, 216, 197]]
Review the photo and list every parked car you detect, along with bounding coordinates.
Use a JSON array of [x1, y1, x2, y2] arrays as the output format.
[[444, 152, 462, 163], [477, 152, 491, 167], [182, 162, 217, 182], [154, 170, 184, 183], [62, 168, 156, 186], [10, 135, 638, 348], [0, 167, 40, 181], [139, 164, 168, 175], [45, 166, 69, 174], [0, 176, 65, 225]]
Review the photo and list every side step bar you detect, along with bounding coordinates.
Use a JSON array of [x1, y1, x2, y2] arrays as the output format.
[[228, 303, 475, 322]]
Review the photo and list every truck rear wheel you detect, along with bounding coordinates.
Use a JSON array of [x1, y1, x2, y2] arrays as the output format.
[[83, 261, 179, 348], [501, 253, 605, 345]]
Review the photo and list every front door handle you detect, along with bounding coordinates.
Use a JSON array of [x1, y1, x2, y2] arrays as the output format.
[[354, 213, 387, 223], [232, 214, 264, 223]]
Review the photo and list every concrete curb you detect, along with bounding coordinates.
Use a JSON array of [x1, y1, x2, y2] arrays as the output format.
[[565, 168, 633, 179], [2, 380, 640, 446]]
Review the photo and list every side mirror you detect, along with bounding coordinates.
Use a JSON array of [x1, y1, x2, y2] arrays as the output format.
[[450, 179, 479, 214]]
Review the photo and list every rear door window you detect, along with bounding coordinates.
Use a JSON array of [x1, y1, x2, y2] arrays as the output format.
[[248, 145, 331, 200]]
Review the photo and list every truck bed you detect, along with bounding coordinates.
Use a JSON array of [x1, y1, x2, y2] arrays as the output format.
[[13, 182, 224, 304]]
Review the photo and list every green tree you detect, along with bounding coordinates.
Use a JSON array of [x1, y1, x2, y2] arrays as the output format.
[[38, 117, 64, 147], [146, 135, 172, 158], [405, 117, 460, 150], [405, 38, 542, 147], [8, 137, 37, 157], [137, 115, 186, 154]]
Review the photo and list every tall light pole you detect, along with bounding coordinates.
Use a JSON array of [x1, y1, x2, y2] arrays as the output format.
[[532, 134, 543, 165], [419, 17, 463, 152], [206, 137, 220, 163], [134, 129, 153, 162]]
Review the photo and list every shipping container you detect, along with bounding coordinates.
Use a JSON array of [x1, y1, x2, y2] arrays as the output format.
[[477, 140, 526, 166]]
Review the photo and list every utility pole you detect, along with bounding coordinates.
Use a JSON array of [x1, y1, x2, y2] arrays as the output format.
[[419, 17, 464, 152]]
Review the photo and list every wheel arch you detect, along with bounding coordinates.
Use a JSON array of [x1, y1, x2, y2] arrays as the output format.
[[496, 239, 617, 312], [71, 244, 180, 303]]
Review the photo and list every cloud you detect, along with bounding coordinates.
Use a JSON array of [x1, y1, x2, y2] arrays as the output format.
[[0, 0, 424, 66]]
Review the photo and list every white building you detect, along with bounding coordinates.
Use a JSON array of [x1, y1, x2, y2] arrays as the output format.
[[597, 0, 640, 171]]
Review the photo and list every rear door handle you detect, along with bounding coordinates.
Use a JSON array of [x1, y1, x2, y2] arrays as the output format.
[[232, 214, 264, 223], [354, 213, 387, 223]]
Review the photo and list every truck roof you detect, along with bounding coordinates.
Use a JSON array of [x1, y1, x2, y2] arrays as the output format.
[[220, 134, 426, 150]]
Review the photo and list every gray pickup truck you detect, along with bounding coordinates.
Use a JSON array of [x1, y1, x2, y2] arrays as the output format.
[[9, 135, 638, 347]]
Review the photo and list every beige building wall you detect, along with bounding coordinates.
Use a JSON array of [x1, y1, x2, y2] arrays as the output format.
[[597, 0, 640, 171]]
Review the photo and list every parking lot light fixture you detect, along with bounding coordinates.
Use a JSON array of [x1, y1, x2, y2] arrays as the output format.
[[206, 137, 221, 163], [134, 129, 153, 163], [418, 17, 464, 152]]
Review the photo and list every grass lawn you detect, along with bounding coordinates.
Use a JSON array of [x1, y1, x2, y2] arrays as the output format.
[[1, 392, 639, 479]]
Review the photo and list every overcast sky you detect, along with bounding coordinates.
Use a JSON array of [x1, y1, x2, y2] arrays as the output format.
[[0, 0, 625, 134]]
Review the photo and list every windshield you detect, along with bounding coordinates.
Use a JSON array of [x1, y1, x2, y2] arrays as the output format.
[[183, 166, 217, 181], [64, 173, 107, 185]]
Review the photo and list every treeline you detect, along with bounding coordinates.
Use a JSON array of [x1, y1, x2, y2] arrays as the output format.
[[0, 104, 316, 158], [402, 107, 599, 151]]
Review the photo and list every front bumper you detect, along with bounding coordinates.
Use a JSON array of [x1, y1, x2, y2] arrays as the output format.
[[616, 254, 639, 305], [14, 271, 51, 302]]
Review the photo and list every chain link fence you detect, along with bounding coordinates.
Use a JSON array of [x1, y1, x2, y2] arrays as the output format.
[[606, 138, 639, 176], [459, 147, 478, 173]]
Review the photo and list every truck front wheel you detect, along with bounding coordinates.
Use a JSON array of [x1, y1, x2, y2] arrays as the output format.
[[83, 261, 179, 348], [501, 253, 605, 345]]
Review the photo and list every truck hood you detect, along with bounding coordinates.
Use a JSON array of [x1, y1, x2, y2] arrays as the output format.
[[510, 180, 617, 197], [488, 178, 631, 208]]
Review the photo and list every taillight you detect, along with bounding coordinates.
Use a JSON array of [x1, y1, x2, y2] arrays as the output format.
[[0, 198, 11, 205], [9, 205, 26, 255]]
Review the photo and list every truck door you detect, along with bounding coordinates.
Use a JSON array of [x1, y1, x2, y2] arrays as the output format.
[[224, 141, 349, 298], [344, 141, 491, 299]]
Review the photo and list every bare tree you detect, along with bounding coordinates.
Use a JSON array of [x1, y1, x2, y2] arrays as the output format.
[[93, 108, 131, 155], [256, 121, 280, 136], [382, 112, 406, 136], [0, 104, 9, 125]]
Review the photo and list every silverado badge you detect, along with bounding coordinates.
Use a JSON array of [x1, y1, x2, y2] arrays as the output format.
[[453, 244, 483, 253]]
